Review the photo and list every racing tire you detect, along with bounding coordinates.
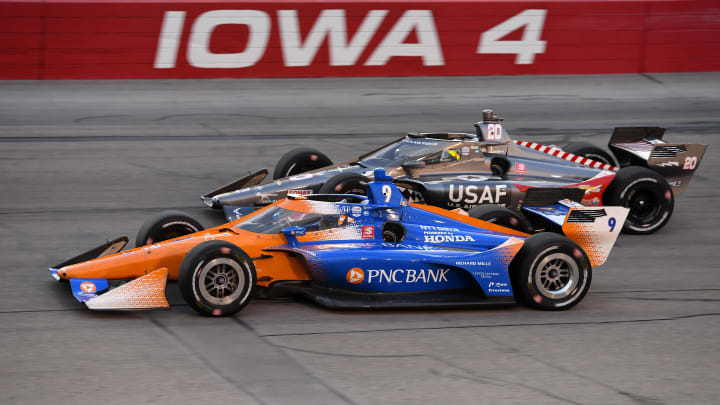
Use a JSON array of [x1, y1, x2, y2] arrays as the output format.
[[135, 211, 204, 247], [603, 166, 674, 234], [512, 233, 592, 310], [468, 205, 533, 234], [273, 148, 333, 180], [178, 241, 256, 316], [562, 142, 617, 167], [318, 172, 369, 196]]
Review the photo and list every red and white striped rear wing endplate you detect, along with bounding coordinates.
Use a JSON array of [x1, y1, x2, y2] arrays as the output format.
[[514, 140, 617, 171]]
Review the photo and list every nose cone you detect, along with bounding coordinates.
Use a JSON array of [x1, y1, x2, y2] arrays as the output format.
[[56, 267, 69, 280], [201, 195, 219, 208], [210, 190, 256, 208]]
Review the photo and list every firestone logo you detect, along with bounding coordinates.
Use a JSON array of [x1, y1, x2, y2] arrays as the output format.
[[346, 267, 365, 284]]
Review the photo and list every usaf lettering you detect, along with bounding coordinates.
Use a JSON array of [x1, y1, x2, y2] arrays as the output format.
[[449, 184, 508, 204]]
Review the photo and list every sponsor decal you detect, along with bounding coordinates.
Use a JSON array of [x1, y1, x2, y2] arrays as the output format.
[[287, 173, 314, 181], [287, 189, 312, 197], [419, 225, 460, 231], [447, 149, 461, 161], [424, 234, 475, 243], [80, 282, 97, 293], [406, 139, 439, 146], [473, 270, 500, 279], [668, 180, 682, 187], [362, 225, 375, 239], [578, 184, 602, 194], [657, 161, 680, 167], [487, 281, 510, 293], [456, 261, 491, 266], [448, 184, 508, 208], [346, 267, 365, 284], [351, 206, 362, 217], [367, 268, 450, 284], [461, 146, 470, 156], [382, 243, 440, 250], [559, 199, 584, 208], [515, 162, 526, 174]]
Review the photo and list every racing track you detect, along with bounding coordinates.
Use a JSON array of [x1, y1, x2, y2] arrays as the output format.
[[1, 73, 719, 405]]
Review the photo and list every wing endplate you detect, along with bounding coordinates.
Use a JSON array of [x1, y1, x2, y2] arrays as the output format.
[[85, 268, 169, 310], [562, 206, 628, 267]]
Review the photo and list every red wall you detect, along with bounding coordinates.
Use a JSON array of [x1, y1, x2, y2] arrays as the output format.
[[2, 0, 719, 79]]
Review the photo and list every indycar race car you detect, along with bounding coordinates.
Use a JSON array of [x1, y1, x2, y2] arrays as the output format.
[[202, 110, 705, 235], [50, 170, 627, 315]]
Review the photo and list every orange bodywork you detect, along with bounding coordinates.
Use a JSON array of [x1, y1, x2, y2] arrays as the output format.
[[56, 204, 312, 288], [56, 199, 528, 288]]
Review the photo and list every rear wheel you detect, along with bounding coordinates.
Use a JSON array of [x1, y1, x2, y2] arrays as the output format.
[[468, 205, 533, 233], [273, 148, 333, 180], [135, 211, 204, 247], [563, 142, 617, 167], [318, 172, 369, 195], [178, 241, 256, 316], [603, 166, 673, 234], [512, 233, 591, 310]]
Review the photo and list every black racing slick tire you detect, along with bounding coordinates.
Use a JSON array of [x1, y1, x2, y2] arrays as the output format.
[[273, 148, 333, 180], [178, 241, 256, 316], [318, 172, 369, 196], [562, 142, 617, 167], [135, 211, 204, 247], [512, 233, 592, 310], [468, 205, 533, 234], [603, 166, 674, 234]]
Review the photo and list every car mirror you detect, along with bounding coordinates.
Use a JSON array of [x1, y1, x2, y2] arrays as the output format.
[[281, 226, 306, 246]]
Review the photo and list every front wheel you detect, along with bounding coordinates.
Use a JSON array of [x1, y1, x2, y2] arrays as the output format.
[[273, 148, 333, 180], [512, 233, 591, 310], [603, 166, 674, 234], [178, 241, 256, 316], [135, 211, 204, 247], [468, 205, 533, 234], [318, 172, 369, 195]]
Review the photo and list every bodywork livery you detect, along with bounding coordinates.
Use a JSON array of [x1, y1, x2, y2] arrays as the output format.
[[203, 111, 704, 233], [50, 170, 627, 313]]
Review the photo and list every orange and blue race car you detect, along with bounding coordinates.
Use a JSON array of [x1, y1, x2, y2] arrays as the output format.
[[50, 169, 628, 316]]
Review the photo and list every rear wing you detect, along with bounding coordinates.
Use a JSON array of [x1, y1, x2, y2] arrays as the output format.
[[609, 127, 707, 194]]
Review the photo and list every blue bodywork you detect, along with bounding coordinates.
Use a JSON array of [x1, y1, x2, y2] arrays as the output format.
[[266, 168, 526, 303]]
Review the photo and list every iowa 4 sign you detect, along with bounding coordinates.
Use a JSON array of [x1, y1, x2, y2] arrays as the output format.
[[154, 8, 548, 71], [5, 0, 717, 79]]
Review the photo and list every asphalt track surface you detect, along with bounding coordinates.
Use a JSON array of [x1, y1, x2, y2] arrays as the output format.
[[1, 73, 719, 405]]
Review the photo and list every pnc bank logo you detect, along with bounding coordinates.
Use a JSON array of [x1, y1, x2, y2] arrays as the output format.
[[80, 281, 97, 293], [346, 267, 365, 284]]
